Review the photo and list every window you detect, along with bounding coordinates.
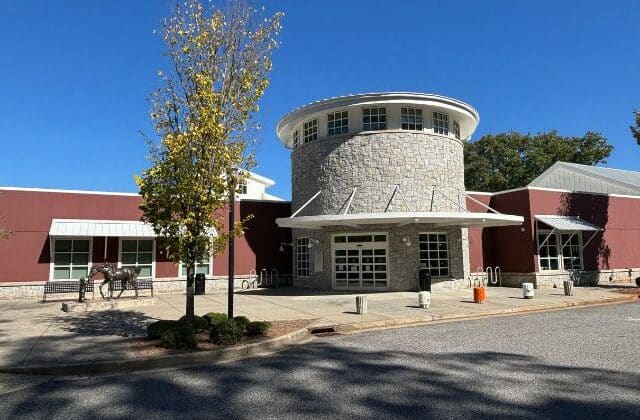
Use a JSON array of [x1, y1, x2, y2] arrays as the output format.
[[293, 128, 299, 148], [419, 233, 449, 277], [538, 232, 559, 271], [303, 118, 318, 143], [453, 120, 460, 140], [433, 112, 449, 135], [537, 231, 583, 271], [333, 233, 388, 289], [362, 107, 387, 131], [238, 179, 247, 195], [179, 254, 211, 277], [296, 237, 310, 277], [401, 107, 423, 130], [327, 111, 348, 136], [52, 239, 90, 280], [120, 239, 153, 279]]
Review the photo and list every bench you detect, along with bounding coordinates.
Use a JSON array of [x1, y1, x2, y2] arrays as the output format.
[[109, 278, 154, 297], [42, 279, 95, 302]]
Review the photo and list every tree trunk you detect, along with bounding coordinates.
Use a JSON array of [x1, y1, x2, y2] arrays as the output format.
[[227, 189, 235, 319], [185, 263, 195, 326]]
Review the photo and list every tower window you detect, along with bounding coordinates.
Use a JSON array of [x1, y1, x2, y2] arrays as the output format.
[[433, 112, 449, 135], [453, 120, 460, 139], [363, 107, 387, 131], [328, 111, 349, 136], [303, 118, 318, 143], [401, 107, 423, 130]]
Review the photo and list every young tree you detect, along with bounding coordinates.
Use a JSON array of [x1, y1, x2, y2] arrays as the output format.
[[631, 111, 640, 145], [136, 0, 283, 324], [464, 130, 613, 192]]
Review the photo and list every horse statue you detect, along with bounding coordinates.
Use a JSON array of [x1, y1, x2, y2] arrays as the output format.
[[88, 264, 141, 300]]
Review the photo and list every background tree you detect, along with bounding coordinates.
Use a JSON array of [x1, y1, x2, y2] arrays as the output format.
[[464, 130, 613, 192], [136, 0, 282, 324], [631, 111, 640, 145]]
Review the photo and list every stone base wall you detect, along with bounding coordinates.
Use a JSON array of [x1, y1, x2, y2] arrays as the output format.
[[500, 268, 640, 289], [0, 274, 268, 300]]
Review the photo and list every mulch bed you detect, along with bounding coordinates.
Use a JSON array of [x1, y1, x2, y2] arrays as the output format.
[[130, 318, 317, 357], [613, 287, 640, 296]]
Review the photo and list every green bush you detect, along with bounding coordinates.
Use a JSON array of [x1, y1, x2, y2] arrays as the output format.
[[147, 320, 181, 339], [210, 318, 244, 345], [160, 325, 197, 349], [203, 312, 228, 326], [246, 321, 272, 336], [233, 316, 250, 333], [179, 315, 209, 332]]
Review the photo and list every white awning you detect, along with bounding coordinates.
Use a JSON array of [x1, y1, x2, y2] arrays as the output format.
[[49, 219, 217, 238], [276, 211, 524, 230], [535, 215, 602, 232]]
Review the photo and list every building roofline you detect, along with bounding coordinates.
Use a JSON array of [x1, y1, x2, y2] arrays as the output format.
[[0, 186, 141, 197], [474, 185, 640, 200]]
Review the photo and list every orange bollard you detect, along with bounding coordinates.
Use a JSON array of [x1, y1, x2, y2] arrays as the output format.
[[473, 287, 485, 304]]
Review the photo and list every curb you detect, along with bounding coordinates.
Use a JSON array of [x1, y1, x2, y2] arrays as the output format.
[[0, 327, 311, 376], [333, 294, 638, 334]]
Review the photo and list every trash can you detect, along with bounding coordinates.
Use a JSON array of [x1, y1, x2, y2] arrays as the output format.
[[195, 273, 206, 295], [418, 268, 432, 292]]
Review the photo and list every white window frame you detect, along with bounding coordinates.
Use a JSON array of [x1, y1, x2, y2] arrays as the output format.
[[178, 254, 213, 278], [303, 118, 318, 144], [293, 128, 299, 148], [418, 232, 450, 278], [296, 237, 310, 278], [433, 112, 449, 135], [400, 107, 423, 131], [453, 120, 461, 140], [536, 230, 584, 272], [362, 107, 387, 131], [331, 232, 389, 290], [327, 110, 349, 136], [118, 238, 156, 279], [49, 237, 93, 281]]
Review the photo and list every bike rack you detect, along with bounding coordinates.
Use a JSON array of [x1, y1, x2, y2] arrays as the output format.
[[260, 269, 268, 287], [484, 267, 493, 288], [270, 268, 279, 288]]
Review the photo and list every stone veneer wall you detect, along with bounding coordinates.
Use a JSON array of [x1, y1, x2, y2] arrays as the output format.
[[290, 130, 469, 292], [500, 268, 640, 289], [291, 131, 466, 215], [293, 224, 470, 291]]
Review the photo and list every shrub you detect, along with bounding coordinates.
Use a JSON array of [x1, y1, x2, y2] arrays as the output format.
[[246, 321, 272, 336], [233, 316, 250, 333], [210, 318, 244, 345], [179, 315, 209, 332], [203, 312, 228, 326], [160, 325, 197, 349], [147, 320, 180, 339]]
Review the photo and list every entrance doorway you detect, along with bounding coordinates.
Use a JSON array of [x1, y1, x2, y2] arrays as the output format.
[[332, 233, 388, 290]]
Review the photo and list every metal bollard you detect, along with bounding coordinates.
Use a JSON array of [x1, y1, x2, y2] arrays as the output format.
[[418, 291, 431, 309], [355, 296, 367, 314]]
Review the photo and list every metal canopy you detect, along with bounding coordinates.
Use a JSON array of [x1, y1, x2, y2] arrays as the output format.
[[49, 219, 218, 238], [534, 215, 602, 232], [276, 211, 524, 230]]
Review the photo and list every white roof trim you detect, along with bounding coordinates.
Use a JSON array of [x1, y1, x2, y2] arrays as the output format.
[[276, 211, 523, 230], [0, 187, 140, 197], [535, 215, 602, 232], [49, 219, 218, 238]]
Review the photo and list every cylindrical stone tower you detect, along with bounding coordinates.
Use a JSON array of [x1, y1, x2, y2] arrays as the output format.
[[276, 92, 484, 291]]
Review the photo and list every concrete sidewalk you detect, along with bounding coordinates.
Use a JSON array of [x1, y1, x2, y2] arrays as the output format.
[[0, 286, 636, 371]]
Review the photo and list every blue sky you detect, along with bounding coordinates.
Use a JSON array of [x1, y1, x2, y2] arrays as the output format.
[[1, 0, 639, 200]]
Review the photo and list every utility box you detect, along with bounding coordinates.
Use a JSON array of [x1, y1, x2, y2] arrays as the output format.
[[195, 273, 206, 295], [418, 268, 432, 292]]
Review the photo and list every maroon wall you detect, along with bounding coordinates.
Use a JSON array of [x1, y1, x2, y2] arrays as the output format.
[[466, 193, 493, 271], [528, 189, 640, 271], [0, 189, 291, 283]]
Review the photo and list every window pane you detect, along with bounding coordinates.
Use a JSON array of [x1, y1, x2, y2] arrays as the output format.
[[71, 252, 89, 265], [122, 240, 137, 252], [71, 267, 88, 279], [139, 266, 152, 278], [55, 240, 72, 252], [138, 241, 153, 252], [54, 252, 71, 265], [53, 267, 70, 280], [73, 240, 90, 252], [122, 253, 137, 265], [196, 265, 210, 275]]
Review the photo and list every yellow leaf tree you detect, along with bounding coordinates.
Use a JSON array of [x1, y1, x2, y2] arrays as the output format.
[[136, 0, 283, 324]]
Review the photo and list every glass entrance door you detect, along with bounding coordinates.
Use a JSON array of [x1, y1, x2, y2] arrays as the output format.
[[333, 233, 388, 290]]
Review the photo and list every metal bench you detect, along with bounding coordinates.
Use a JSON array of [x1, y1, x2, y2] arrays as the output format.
[[109, 278, 154, 297], [42, 279, 95, 302]]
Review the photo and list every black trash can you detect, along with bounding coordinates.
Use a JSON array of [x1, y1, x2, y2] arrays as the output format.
[[418, 268, 432, 292], [195, 273, 206, 295]]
